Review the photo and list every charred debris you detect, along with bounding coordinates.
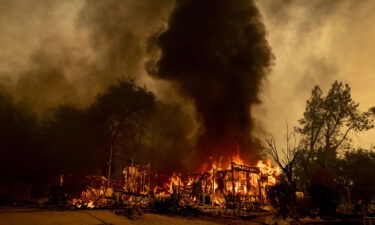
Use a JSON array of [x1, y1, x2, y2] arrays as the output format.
[[48, 159, 279, 219]]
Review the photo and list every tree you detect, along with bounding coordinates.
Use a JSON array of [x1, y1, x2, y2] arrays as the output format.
[[267, 124, 302, 187], [42, 105, 106, 175], [89, 78, 155, 184], [337, 149, 375, 214], [0, 79, 158, 200], [0, 91, 44, 200], [294, 81, 374, 216], [266, 123, 302, 218], [267, 181, 296, 219], [308, 168, 340, 216], [296, 81, 374, 181], [110, 100, 195, 173]]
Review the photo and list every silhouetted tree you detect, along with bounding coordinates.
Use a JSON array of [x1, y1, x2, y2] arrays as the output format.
[[0, 78, 195, 201], [106, 99, 195, 174], [337, 148, 375, 214], [266, 123, 302, 218], [296, 81, 374, 184], [267, 181, 296, 219], [43, 105, 106, 175], [294, 81, 374, 216], [308, 168, 340, 216], [0, 91, 44, 200], [89, 78, 155, 183]]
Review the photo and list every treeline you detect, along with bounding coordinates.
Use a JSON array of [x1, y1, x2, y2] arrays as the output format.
[[267, 81, 375, 217], [0, 79, 194, 202]]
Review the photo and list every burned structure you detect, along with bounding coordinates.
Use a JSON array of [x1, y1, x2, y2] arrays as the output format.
[[68, 159, 279, 215]]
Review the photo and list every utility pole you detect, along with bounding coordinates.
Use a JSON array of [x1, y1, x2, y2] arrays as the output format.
[[231, 162, 235, 194], [107, 144, 113, 188]]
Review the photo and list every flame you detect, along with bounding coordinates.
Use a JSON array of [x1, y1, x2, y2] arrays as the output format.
[[208, 152, 280, 197], [87, 200, 95, 209], [229, 146, 245, 168], [67, 150, 280, 209], [160, 151, 280, 204], [257, 160, 281, 186], [168, 172, 183, 193]]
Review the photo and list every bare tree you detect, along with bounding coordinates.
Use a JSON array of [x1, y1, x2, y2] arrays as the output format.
[[265, 123, 303, 219], [266, 123, 302, 186]]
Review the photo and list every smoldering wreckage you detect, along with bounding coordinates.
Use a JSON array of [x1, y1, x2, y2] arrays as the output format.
[[53, 156, 280, 219]]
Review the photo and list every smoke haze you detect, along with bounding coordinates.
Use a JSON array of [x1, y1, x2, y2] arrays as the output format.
[[0, 0, 174, 112], [253, 0, 375, 148], [0, 0, 374, 157]]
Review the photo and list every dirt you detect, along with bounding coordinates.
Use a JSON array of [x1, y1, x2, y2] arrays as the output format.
[[0, 207, 265, 225]]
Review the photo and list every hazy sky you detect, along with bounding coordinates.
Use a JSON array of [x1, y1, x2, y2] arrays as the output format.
[[254, 0, 375, 149], [0, 0, 374, 150]]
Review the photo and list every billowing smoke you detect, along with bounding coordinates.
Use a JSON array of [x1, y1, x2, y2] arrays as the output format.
[[147, 0, 274, 166], [0, 0, 173, 112], [77, 0, 174, 91]]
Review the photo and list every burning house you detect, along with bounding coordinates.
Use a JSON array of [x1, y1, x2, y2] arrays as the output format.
[[154, 158, 280, 208], [68, 157, 280, 216], [67, 0, 276, 212]]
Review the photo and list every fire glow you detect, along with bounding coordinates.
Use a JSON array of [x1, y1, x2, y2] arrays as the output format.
[[159, 153, 281, 204], [69, 149, 280, 211]]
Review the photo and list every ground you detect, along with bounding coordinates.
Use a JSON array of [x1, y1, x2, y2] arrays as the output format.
[[0, 207, 265, 225]]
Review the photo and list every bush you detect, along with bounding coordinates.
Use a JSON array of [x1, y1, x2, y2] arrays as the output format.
[[308, 169, 339, 216], [267, 182, 296, 218]]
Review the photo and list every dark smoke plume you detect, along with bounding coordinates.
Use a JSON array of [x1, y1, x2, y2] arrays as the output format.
[[148, 0, 274, 166]]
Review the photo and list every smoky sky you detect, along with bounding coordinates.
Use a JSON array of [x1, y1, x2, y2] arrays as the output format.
[[147, 0, 274, 165], [0, 0, 173, 112], [253, 0, 375, 148], [0, 0, 374, 158]]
